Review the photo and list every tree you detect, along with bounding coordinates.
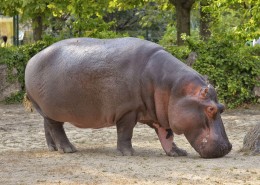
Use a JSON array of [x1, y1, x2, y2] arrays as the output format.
[[199, 0, 211, 40], [208, 0, 260, 40], [169, 0, 195, 45], [22, 0, 56, 41], [0, 0, 113, 41], [0, 0, 56, 41], [0, 0, 177, 42], [108, 0, 174, 41]]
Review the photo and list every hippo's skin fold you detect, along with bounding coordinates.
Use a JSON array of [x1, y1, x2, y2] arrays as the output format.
[[25, 37, 232, 158]]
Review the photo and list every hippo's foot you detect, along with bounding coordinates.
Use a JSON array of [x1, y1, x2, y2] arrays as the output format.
[[47, 144, 58, 151], [55, 142, 77, 153], [117, 146, 135, 156], [47, 142, 77, 153], [44, 118, 77, 153], [167, 143, 188, 157], [153, 123, 187, 157]]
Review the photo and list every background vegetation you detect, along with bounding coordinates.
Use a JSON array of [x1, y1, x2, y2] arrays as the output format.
[[0, 0, 259, 108]]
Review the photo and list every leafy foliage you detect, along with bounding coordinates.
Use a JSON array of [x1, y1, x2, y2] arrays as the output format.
[[0, 40, 53, 96], [186, 36, 260, 108], [4, 91, 25, 104], [202, 0, 260, 40]]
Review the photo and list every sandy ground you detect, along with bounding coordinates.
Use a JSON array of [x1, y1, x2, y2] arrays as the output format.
[[0, 103, 259, 185]]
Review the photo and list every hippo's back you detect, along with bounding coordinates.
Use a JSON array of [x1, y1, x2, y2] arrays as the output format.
[[25, 37, 163, 128]]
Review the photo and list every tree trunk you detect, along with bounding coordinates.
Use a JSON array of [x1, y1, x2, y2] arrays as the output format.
[[32, 15, 43, 41], [200, 0, 211, 40], [169, 0, 195, 45]]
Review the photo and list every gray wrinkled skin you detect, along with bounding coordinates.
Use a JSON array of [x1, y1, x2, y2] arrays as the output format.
[[25, 37, 232, 158]]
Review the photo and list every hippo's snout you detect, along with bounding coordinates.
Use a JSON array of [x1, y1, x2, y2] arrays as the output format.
[[198, 140, 232, 158]]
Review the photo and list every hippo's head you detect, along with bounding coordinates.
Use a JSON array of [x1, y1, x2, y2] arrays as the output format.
[[169, 85, 232, 158]]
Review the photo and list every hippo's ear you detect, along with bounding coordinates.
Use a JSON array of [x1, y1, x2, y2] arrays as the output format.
[[199, 87, 209, 99]]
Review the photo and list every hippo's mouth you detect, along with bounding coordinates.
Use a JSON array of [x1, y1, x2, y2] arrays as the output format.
[[196, 140, 232, 158]]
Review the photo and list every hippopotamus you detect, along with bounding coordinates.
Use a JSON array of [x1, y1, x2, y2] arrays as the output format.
[[25, 37, 232, 158]]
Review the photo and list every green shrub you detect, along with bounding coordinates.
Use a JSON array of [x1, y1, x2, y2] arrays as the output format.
[[4, 91, 25, 104], [0, 47, 14, 65], [159, 25, 194, 61], [162, 45, 191, 62], [4, 41, 52, 91], [187, 36, 260, 108], [159, 27, 259, 108]]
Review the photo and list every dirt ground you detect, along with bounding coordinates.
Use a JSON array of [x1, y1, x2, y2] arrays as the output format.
[[0, 103, 259, 185]]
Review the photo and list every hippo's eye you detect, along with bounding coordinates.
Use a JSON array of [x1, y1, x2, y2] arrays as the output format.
[[207, 106, 215, 114], [206, 106, 217, 118], [209, 107, 214, 112]]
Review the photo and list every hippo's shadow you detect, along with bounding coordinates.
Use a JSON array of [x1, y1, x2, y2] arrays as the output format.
[[76, 146, 199, 158]]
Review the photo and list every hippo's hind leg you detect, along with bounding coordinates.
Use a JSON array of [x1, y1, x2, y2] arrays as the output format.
[[44, 117, 77, 153], [116, 111, 137, 156], [153, 123, 187, 157], [44, 122, 57, 151]]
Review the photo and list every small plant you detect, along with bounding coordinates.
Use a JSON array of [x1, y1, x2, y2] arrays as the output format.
[[4, 91, 25, 104]]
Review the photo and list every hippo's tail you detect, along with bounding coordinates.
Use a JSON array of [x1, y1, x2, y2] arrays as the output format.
[[23, 93, 33, 112]]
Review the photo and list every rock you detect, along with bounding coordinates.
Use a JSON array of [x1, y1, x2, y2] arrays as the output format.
[[242, 123, 260, 155], [0, 64, 21, 101], [186, 52, 197, 67]]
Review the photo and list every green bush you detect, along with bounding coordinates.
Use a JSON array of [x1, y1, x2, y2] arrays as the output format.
[[162, 45, 191, 62], [159, 27, 259, 108], [159, 25, 191, 61], [4, 41, 51, 90], [0, 47, 14, 65], [4, 91, 25, 104], [187, 36, 260, 108]]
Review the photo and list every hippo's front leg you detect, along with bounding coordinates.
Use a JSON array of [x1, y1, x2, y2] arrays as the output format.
[[153, 123, 187, 157], [116, 111, 137, 156]]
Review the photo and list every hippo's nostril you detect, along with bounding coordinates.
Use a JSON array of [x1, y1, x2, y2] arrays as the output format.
[[217, 103, 225, 114], [220, 143, 232, 156], [228, 143, 232, 151], [226, 143, 232, 154]]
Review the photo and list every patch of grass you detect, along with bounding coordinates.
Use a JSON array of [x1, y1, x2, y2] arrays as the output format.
[[213, 167, 221, 171], [4, 91, 25, 104]]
